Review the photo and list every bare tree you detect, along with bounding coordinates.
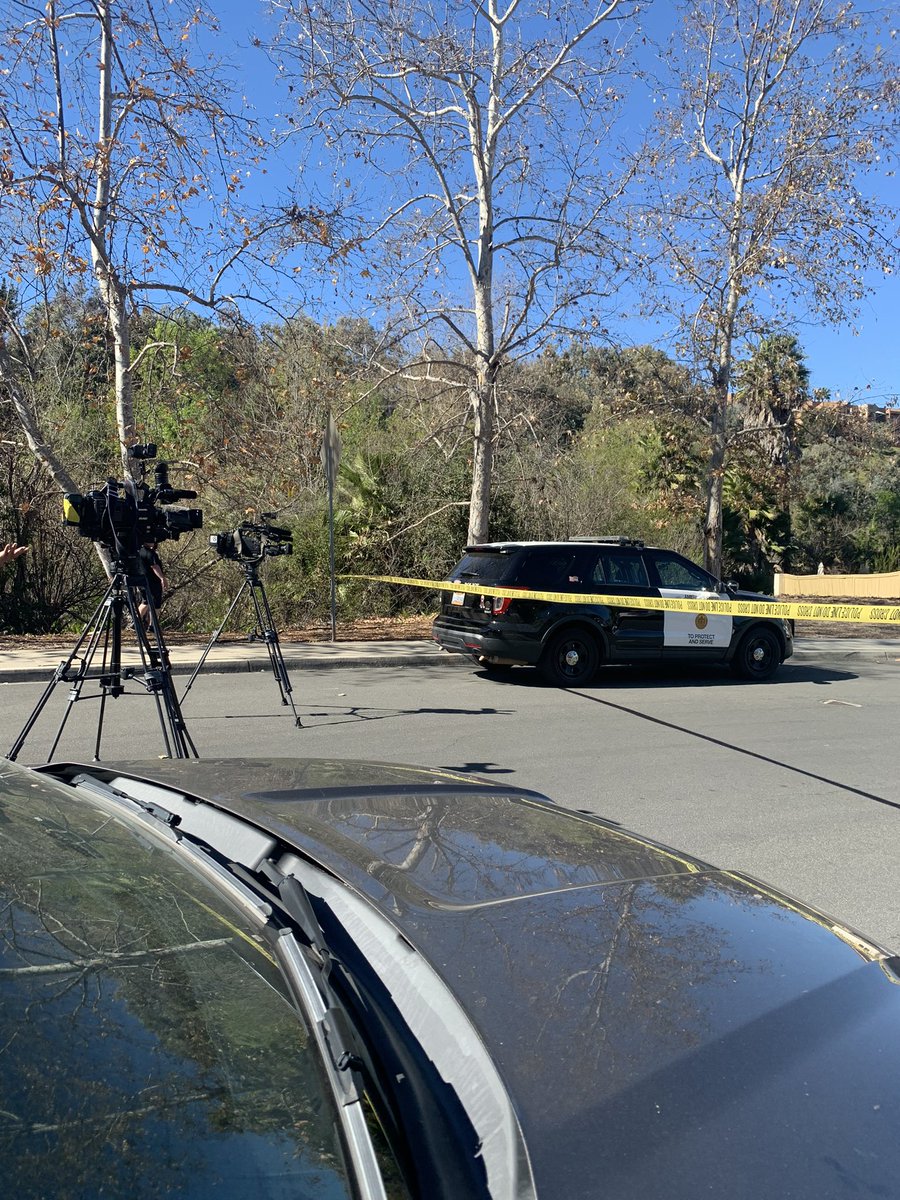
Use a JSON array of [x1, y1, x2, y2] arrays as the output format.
[[273, 0, 642, 543], [643, 0, 898, 577], [0, 0, 268, 483]]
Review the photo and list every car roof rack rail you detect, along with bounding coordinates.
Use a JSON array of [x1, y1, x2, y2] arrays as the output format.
[[570, 536, 646, 548]]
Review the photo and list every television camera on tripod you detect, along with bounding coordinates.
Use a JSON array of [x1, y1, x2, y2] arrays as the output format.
[[180, 517, 301, 726], [8, 444, 203, 762]]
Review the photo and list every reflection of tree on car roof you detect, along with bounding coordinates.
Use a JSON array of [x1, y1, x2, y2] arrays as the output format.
[[4, 753, 900, 1200]]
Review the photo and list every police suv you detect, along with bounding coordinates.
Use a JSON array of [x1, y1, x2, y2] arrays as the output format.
[[431, 537, 794, 686]]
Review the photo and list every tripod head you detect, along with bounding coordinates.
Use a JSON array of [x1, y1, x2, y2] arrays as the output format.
[[236, 558, 264, 583]]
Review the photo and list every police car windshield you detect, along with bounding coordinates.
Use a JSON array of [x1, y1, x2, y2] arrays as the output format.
[[453, 551, 518, 583]]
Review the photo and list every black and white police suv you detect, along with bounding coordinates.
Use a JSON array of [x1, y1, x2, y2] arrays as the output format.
[[431, 537, 794, 686]]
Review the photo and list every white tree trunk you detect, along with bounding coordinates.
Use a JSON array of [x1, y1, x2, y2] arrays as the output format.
[[0, 351, 78, 493], [468, 366, 497, 545], [92, 1, 136, 480]]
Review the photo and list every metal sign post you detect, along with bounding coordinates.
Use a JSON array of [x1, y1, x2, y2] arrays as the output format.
[[320, 412, 342, 641]]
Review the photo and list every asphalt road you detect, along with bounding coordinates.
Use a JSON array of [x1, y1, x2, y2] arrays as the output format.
[[2, 644, 898, 951]]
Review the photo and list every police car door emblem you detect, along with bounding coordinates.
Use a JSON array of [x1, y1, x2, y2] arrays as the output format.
[[694, 614, 708, 630]]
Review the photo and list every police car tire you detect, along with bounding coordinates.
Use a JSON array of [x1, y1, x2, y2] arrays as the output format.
[[730, 626, 782, 681], [539, 628, 601, 687]]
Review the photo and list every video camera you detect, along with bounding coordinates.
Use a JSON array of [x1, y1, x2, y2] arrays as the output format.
[[209, 516, 293, 563], [62, 444, 203, 557]]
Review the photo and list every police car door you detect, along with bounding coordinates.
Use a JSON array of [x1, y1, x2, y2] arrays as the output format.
[[646, 551, 733, 660], [593, 549, 664, 658]]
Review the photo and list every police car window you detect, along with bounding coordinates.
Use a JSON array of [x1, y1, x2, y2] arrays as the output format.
[[515, 551, 576, 588], [453, 551, 517, 583], [602, 554, 649, 587], [652, 554, 715, 590]]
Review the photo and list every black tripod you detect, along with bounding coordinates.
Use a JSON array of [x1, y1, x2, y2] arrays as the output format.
[[180, 558, 301, 727], [8, 558, 197, 763]]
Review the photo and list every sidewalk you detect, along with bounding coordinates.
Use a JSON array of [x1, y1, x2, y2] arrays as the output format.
[[0, 635, 896, 684], [0, 637, 451, 684]]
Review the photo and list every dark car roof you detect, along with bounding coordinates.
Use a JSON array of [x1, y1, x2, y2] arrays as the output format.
[[56, 758, 900, 1200], [453, 541, 785, 603], [463, 538, 651, 551]]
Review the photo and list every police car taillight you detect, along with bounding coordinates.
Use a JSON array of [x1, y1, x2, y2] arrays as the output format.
[[489, 588, 525, 616]]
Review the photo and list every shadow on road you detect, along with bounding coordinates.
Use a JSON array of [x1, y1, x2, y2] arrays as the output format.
[[568, 688, 900, 813], [472, 661, 857, 689], [190, 702, 516, 728], [439, 761, 517, 776]]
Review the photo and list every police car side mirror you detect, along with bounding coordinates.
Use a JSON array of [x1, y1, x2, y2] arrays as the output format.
[[720, 579, 739, 595]]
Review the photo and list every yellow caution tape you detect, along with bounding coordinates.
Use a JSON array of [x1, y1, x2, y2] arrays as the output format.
[[341, 573, 900, 625]]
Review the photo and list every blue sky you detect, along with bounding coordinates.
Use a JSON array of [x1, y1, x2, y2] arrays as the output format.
[[218, 1, 898, 404]]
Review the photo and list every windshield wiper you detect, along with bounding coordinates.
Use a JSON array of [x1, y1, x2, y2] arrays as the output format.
[[255, 859, 366, 1079], [59, 769, 388, 1199], [244, 858, 493, 1200]]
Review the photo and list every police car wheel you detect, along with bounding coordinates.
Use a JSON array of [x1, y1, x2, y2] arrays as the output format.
[[731, 626, 782, 681], [539, 628, 600, 687]]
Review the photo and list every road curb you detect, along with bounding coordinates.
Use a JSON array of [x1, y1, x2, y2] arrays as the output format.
[[0, 650, 458, 685], [790, 639, 900, 661], [1, 637, 896, 685]]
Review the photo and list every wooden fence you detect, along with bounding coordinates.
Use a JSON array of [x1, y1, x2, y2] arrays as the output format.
[[773, 571, 900, 599]]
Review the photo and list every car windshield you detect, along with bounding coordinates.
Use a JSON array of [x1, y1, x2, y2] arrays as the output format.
[[451, 550, 518, 583], [0, 762, 355, 1200], [650, 553, 717, 591]]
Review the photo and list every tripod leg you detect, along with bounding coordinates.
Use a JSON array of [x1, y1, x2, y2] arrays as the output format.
[[248, 577, 302, 727], [132, 586, 197, 759], [8, 581, 117, 762], [92, 611, 115, 761], [180, 580, 249, 704]]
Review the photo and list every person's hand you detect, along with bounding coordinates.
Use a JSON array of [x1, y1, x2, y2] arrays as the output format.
[[0, 542, 29, 567]]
